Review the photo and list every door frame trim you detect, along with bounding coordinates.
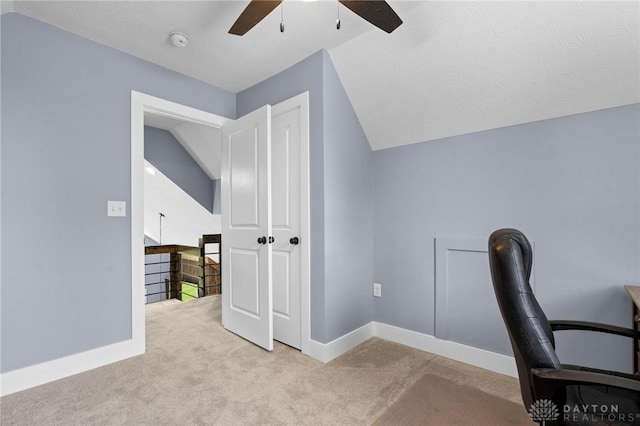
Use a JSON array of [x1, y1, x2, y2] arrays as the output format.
[[131, 90, 312, 358], [131, 91, 230, 354]]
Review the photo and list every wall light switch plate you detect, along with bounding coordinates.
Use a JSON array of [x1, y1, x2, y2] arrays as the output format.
[[373, 282, 382, 297], [107, 200, 126, 217]]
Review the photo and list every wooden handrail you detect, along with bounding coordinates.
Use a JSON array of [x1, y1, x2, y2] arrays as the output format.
[[144, 244, 199, 256]]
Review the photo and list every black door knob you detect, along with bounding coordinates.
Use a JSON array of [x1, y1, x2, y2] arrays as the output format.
[[268, 236, 275, 244], [290, 237, 299, 245], [257, 236, 267, 244]]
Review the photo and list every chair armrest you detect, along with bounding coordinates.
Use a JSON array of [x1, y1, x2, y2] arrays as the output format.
[[549, 320, 639, 339], [531, 368, 640, 396], [531, 368, 640, 406]]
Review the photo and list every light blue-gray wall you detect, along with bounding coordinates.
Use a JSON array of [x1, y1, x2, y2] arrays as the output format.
[[144, 126, 214, 213], [0, 13, 235, 373], [321, 54, 374, 341], [213, 179, 221, 215], [238, 50, 374, 342], [373, 104, 640, 372]]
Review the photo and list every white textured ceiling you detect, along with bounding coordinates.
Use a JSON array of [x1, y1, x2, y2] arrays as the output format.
[[4, 1, 639, 151], [330, 1, 640, 150], [5, 0, 419, 92]]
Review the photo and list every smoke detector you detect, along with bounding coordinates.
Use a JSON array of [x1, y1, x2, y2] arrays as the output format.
[[169, 32, 189, 48]]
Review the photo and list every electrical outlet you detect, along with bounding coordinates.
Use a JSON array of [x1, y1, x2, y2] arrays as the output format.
[[373, 282, 382, 297]]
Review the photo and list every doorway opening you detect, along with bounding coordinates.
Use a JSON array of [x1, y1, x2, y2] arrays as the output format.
[[130, 91, 312, 357], [142, 113, 223, 305], [131, 92, 229, 354]]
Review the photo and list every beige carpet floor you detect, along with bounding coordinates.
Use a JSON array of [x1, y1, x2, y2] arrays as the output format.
[[374, 374, 530, 426], [0, 296, 528, 425]]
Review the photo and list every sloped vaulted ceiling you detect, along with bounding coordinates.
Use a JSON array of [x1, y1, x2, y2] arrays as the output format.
[[329, 1, 640, 150], [4, 1, 639, 151]]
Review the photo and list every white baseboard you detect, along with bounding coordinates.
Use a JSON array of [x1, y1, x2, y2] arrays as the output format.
[[374, 322, 518, 377], [305, 322, 375, 363], [305, 321, 516, 378], [0, 339, 144, 397], [1, 321, 515, 396]]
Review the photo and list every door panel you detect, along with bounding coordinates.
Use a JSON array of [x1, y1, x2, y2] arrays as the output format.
[[271, 105, 301, 349], [221, 105, 273, 351], [272, 251, 291, 317], [229, 135, 259, 227], [271, 134, 290, 228], [229, 249, 260, 316]]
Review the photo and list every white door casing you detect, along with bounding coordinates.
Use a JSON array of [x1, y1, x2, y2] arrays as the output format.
[[132, 91, 230, 354], [221, 104, 273, 351], [135, 91, 310, 357], [271, 101, 302, 349]]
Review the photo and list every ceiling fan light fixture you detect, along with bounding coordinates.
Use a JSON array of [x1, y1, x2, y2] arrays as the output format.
[[229, 0, 402, 36], [169, 31, 189, 48]]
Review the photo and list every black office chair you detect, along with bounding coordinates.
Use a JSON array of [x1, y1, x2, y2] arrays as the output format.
[[488, 228, 640, 425]]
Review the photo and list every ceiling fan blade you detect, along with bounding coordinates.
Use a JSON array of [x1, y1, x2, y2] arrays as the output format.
[[229, 0, 283, 36], [338, 0, 403, 33]]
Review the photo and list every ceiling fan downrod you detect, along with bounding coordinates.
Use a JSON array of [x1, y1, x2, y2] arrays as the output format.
[[280, 4, 285, 32]]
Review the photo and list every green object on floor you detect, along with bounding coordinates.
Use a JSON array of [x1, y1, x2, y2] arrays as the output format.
[[181, 282, 198, 301]]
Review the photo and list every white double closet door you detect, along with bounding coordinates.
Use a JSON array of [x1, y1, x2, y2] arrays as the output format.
[[221, 95, 306, 351]]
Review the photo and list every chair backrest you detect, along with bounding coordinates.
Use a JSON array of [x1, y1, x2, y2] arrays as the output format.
[[488, 228, 561, 408]]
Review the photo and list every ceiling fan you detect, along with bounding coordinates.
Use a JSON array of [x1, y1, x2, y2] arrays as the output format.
[[229, 0, 403, 36]]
